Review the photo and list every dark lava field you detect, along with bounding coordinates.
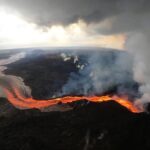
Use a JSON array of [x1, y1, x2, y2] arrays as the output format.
[[0, 49, 149, 150], [0, 98, 150, 150]]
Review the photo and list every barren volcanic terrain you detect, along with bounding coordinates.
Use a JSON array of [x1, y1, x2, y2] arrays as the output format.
[[4, 49, 138, 99], [0, 49, 149, 150]]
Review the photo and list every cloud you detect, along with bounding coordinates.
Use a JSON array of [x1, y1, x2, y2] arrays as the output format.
[[0, 0, 149, 26]]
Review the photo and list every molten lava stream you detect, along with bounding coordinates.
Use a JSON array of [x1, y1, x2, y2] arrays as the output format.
[[3, 86, 141, 113]]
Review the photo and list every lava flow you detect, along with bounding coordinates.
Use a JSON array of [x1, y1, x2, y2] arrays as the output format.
[[1, 86, 142, 113]]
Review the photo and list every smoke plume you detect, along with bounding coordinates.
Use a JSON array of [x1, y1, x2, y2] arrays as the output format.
[[125, 32, 150, 106], [60, 50, 137, 99]]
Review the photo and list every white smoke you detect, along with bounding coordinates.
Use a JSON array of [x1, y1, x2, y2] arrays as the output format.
[[126, 32, 150, 106], [60, 50, 134, 97], [0, 52, 26, 66], [0, 51, 30, 98]]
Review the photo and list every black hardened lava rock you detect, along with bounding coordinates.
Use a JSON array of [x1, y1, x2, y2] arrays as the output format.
[[0, 101, 150, 150]]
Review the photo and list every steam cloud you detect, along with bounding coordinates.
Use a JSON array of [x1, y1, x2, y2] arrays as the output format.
[[126, 33, 150, 105], [60, 50, 136, 98], [0, 52, 30, 98]]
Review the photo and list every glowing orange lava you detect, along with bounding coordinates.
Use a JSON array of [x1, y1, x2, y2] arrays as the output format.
[[1, 86, 141, 113]]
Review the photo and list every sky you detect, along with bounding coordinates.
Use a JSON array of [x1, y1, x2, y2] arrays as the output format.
[[0, 0, 149, 49]]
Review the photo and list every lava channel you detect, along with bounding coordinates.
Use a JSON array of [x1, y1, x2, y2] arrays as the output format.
[[1, 86, 142, 113]]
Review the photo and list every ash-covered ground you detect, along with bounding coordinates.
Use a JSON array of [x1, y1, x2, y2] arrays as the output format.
[[0, 48, 149, 150]]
